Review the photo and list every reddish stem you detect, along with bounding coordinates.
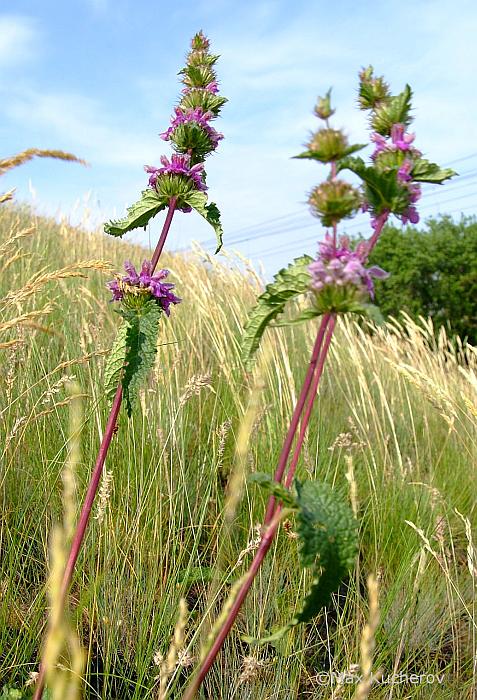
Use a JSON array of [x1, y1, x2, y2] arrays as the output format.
[[33, 198, 177, 700], [151, 197, 177, 270], [284, 314, 336, 490], [182, 317, 336, 700], [182, 509, 284, 700], [263, 313, 330, 524], [363, 213, 388, 262]]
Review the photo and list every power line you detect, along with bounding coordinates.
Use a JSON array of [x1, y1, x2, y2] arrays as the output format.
[[256, 194, 477, 259], [175, 152, 477, 253], [200, 179, 477, 256]]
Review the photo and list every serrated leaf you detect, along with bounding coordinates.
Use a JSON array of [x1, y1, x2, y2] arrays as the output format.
[[371, 84, 413, 136], [338, 156, 408, 214], [104, 189, 166, 237], [411, 159, 456, 184], [184, 190, 223, 253], [248, 472, 297, 508], [122, 301, 162, 417], [241, 255, 313, 369], [243, 479, 358, 646], [104, 321, 128, 398], [294, 480, 358, 622]]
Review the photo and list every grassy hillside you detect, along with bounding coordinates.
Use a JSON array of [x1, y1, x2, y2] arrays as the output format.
[[1, 204, 477, 699]]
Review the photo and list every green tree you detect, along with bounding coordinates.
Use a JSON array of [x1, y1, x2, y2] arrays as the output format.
[[365, 216, 477, 344]]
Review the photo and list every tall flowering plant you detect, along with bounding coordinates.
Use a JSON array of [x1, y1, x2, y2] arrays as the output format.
[[182, 69, 455, 699], [33, 31, 226, 700]]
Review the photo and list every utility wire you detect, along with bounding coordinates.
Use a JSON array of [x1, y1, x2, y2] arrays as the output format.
[[256, 195, 477, 259], [176, 152, 477, 254]]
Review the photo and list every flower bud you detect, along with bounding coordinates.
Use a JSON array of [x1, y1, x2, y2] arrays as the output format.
[[314, 88, 335, 120], [191, 30, 209, 51], [358, 66, 390, 110], [307, 129, 350, 162], [308, 180, 361, 227]]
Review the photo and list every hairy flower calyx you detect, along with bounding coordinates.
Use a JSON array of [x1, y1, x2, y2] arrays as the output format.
[[308, 234, 388, 312], [145, 154, 206, 211], [161, 107, 224, 158], [309, 180, 361, 227], [308, 129, 354, 163]]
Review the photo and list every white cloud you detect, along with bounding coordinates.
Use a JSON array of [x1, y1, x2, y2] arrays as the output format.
[[0, 15, 39, 67], [3, 88, 164, 168], [2, 0, 476, 274]]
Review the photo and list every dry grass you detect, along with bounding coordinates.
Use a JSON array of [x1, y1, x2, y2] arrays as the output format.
[[0, 203, 476, 699]]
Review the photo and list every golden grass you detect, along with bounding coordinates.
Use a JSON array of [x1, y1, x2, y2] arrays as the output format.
[[0, 149, 87, 176], [1, 203, 476, 698]]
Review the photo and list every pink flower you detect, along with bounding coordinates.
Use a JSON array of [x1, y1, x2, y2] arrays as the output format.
[[309, 236, 389, 299]]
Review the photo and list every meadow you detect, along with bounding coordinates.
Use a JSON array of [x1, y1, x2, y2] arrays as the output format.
[[1, 203, 477, 699]]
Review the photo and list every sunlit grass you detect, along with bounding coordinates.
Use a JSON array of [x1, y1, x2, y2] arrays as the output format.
[[1, 203, 476, 699]]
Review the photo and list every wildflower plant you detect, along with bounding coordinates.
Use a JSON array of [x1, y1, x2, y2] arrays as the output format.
[[103, 30, 226, 416], [33, 31, 226, 700], [104, 30, 224, 248], [183, 69, 455, 698], [101, 30, 226, 419]]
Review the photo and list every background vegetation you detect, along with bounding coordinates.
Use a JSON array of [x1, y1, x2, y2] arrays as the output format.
[[368, 216, 477, 344], [1, 204, 476, 699]]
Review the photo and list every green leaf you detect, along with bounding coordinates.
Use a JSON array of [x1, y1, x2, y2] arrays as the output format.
[[243, 479, 358, 645], [104, 189, 166, 237], [104, 320, 129, 398], [338, 156, 408, 214], [177, 566, 215, 586], [121, 301, 163, 417], [241, 255, 313, 369], [272, 307, 321, 327], [293, 480, 358, 622], [371, 84, 413, 136], [242, 626, 290, 646], [357, 303, 385, 325], [248, 472, 297, 508], [185, 190, 223, 253], [411, 159, 456, 184], [294, 143, 366, 163]]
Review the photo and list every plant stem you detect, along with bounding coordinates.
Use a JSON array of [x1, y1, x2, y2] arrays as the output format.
[[264, 313, 330, 524], [183, 316, 336, 699], [181, 508, 284, 700], [151, 197, 177, 270], [283, 314, 336, 489], [363, 213, 388, 261], [330, 161, 337, 252], [33, 197, 177, 700]]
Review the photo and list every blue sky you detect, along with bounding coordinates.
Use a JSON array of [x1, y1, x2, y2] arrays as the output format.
[[1, 0, 477, 274]]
